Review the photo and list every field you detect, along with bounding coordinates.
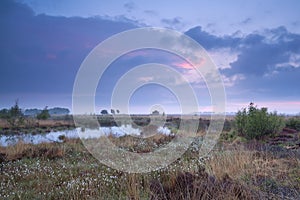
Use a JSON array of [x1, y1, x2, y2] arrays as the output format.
[[0, 115, 299, 199]]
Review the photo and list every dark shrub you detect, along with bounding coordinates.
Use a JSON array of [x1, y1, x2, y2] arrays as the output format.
[[235, 103, 285, 139]]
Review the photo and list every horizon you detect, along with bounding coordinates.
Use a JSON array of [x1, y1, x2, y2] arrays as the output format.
[[1, 104, 299, 116]]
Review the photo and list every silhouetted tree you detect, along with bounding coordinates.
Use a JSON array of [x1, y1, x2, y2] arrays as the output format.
[[111, 109, 115, 115], [101, 109, 108, 115], [152, 110, 160, 115]]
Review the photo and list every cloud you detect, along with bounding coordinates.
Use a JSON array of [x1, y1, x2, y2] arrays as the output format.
[[224, 27, 300, 76], [185, 25, 300, 72], [292, 20, 300, 27], [144, 10, 158, 16], [2, 0, 300, 113], [208, 48, 238, 69], [184, 25, 300, 104], [275, 53, 300, 68], [221, 74, 245, 87], [124, 2, 136, 13], [0, 0, 137, 98], [185, 26, 242, 50], [206, 23, 216, 28], [172, 61, 194, 70], [161, 17, 184, 29], [240, 17, 252, 25], [0, 0, 34, 18], [112, 25, 300, 106], [138, 76, 154, 82]]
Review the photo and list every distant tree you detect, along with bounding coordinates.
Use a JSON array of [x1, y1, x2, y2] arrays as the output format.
[[100, 109, 108, 115], [37, 106, 51, 120], [24, 108, 41, 116], [111, 109, 115, 115], [116, 109, 120, 114], [48, 107, 70, 115], [152, 110, 160, 115], [0, 109, 9, 119], [7, 100, 24, 128]]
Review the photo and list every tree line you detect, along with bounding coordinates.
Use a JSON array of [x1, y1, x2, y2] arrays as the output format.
[[0, 101, 70, 122]]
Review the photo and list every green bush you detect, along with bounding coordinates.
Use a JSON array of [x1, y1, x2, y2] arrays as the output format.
[[220, 130, 238, 142], [37, 107, 50, 120], [235, 103, 285, 139], [286, 117, 300, 131], [6, 101, 25, 128], [0, 108, 10, 119]]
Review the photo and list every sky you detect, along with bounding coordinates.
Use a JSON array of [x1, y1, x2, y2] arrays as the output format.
[[1, 0, 300, 114]]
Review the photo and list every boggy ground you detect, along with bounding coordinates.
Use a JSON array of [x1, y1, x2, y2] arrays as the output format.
[[0, 118, 75, 135], [0, 133, 299, 200]]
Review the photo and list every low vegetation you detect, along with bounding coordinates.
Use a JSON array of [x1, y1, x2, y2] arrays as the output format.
[[36, 107, 51, 120], [1, 134, 299, 199], [235, 103, 285, 139], [286, 116, 300, 131], [0, 103, 299, 199], [0, 102, 73, 134]]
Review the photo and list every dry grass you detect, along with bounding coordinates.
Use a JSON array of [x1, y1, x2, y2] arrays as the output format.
[[126, 174, 141, 200], [106, 134, 174, 153], [205, 147, 255, 180], [0, 119, 9, 128], [204, 144, 300, 198], [37, 119, 74, 127], [0, 135, 299, 199], [0, 118, 74, 129], [0, 141, 65, 161], [149, 170, 260, 200]]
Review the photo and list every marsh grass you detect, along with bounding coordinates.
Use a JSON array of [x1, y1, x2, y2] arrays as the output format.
[[107, 134, 174, 153], [1, 141, 65, 161], [0, 135, 299, 199], [205, 144, 300, 198]]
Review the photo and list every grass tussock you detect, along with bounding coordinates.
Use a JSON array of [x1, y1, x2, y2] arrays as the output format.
[[149, 170, 260, 200], [205, 148, 254, 180]]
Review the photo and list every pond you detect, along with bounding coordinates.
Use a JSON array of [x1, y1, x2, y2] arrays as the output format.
[[0, 125, 172, 146]]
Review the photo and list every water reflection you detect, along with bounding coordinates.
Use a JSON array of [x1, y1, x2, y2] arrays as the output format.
[[0, 125, 172, 146]]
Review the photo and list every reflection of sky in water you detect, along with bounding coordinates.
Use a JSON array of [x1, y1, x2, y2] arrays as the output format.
[[0, 125, 171, 146], [78, 124, 142, 139], [0, 129, 79, 147]]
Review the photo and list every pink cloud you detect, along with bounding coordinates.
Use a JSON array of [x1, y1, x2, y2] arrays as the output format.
[[172, 61, 194, 69], [172, 58, 205, 70]]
